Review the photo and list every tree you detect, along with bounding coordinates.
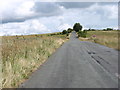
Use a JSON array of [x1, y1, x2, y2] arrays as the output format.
[[107, 28, 113, 31], [73, 23, 82, 32], [62, 30, 67, 34], [67, 28, 73, 33], [103, 28, 113, 31]]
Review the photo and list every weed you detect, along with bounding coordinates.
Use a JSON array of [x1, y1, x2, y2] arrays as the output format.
[[2, 34, 66, 88]]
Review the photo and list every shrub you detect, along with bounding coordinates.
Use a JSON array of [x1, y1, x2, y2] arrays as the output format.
[[67, 28, 73, 33], [78, 30, 87, 38], [66, 33, 69, 36], [88, 28, 95, 31], [107, 28, 113, 31], [103, 28, 113, 31], [62, 30, 67, 34]]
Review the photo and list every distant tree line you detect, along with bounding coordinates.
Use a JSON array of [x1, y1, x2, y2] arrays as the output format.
[[61, 22, 117, 38], [103, 28, 114, 31], [87, 28, 115, 31]]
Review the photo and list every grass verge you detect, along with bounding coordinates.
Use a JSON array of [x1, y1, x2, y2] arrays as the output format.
[[79, 31, 119, 50], [2, 33, 66, 88]]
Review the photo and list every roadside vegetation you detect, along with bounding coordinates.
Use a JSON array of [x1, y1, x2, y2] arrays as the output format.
[[67, 22, 119, 50], [1, 22, 119, 88], [73, 23, 87, 38], [62, 28, 73, 38], [79, 30, 119, 50], [2, 33, 67, 88]]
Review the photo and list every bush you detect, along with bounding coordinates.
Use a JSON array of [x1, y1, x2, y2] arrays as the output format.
[[103, 28, 113, 31], [87, 28, 96, 31], [62, 30, 67, 34], [107, 28, 113, 31], [78, 31, 82, 37], [78, 30, 87, 38], [67, 28, 73, 33], [66, 33, 69, 36]]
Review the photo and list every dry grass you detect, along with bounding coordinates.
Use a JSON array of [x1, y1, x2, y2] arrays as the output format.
[[79, 31, 119, 50], [1, 34, 66, 88], [0, 36, 2, 90]]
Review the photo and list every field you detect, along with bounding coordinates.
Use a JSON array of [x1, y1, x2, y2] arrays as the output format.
[[1, 33, 67, 88], [79, 30, 119, 50]]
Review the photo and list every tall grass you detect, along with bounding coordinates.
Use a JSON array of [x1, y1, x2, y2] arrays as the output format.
[[1, 34, 66, 88], [79, 31, 119, 50], [0, 36, 2, 89]]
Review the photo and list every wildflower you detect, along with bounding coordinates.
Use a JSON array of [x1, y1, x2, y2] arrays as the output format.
[[92, 35, 96, 38]]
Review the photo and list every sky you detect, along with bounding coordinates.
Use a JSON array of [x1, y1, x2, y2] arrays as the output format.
[[0, 0, 118, 36]]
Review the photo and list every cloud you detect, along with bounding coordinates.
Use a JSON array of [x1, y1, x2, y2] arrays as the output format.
[[15, 1, 35, 17], [1, 1, 64, 23], [1, 0, 36, 23], [55, 3, 118, 29], [88, 3, 118, 19], [1, 19, 51, 36], [32, 2, 63, 17], [1, 1, 117, 24], [0, 2, 118, 36], [58, 24, 72, 31], [56, 2, 95, 9]]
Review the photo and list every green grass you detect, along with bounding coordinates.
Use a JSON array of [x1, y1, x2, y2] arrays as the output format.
[[79, 30, 119, 50], [1, 33, 67, 88]]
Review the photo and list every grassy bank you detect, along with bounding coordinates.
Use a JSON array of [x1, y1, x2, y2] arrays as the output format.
[[79, 31, 119, 50], [2, 33, 66, 88]]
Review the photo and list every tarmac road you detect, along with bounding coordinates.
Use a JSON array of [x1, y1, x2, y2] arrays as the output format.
[[19, 31, 118, 88]]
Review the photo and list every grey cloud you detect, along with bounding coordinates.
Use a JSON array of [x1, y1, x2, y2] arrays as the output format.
[[32, 2, 63, 17], [56, 2, 118, 9], [2, 2, 63, 24], [2, 18, 25, 24], [56, 2, 95, 9], [98, 2, 118, 5], [2, 15, 38, 24]]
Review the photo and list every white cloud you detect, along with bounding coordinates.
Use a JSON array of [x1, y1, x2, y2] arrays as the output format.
[[1, 0, 36, 23], [1, 19, 51, 36], [59, 3, 118, 29], [58, 24, 72, 31], [88, 3, 118, 19], [15, 1, 35, 17], [106, 5, 118, 19]]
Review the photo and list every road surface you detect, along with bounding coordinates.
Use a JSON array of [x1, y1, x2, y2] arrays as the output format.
[[20, 31, 118, 88]]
